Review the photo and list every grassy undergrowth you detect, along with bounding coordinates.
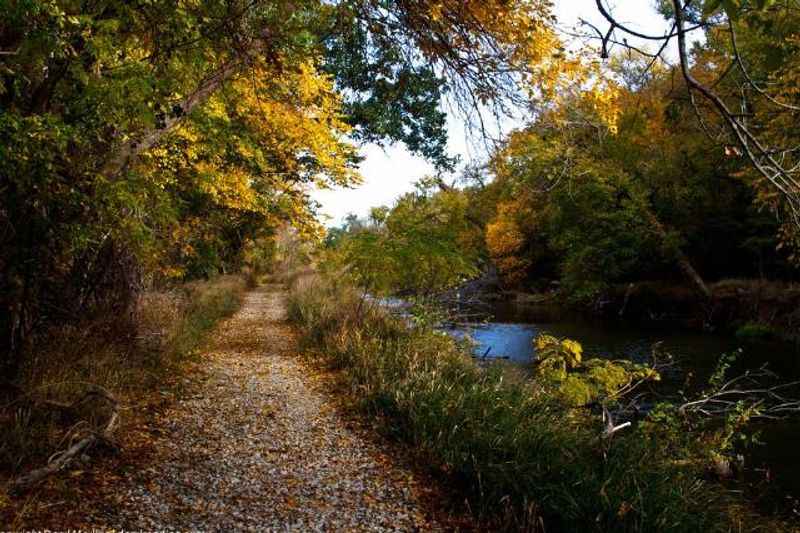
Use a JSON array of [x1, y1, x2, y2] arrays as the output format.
[[0, 275, 246, 478], [287, 273, 789, 532]]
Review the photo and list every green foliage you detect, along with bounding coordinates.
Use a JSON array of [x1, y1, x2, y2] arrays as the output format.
[[321, 17, 454, 170], [532, 334, 583, 379], [735, 323, 777, 342], [326, 183, 482, 295], [701, 0, 776, 19], [547, 172, 666, 300], [533, 334, 660, 407]]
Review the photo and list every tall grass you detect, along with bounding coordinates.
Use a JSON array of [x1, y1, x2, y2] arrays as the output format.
[[0, 275, 246, 476], [287, 274, 784, 532]]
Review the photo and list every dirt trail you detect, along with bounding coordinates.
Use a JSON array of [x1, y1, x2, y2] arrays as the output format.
[[98, 285, 447, 531]]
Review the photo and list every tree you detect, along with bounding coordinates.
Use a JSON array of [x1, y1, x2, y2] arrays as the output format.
[[484, 46, 792, 298], [587, 0, 800, 238], [329, 182, 481, 295], [0, 0, 563, 378]]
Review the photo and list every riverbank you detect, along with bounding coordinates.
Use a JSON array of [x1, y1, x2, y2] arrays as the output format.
[[288, 272, 799, 532], [472, 278, 800, 344], [443, 285, 800, 513]]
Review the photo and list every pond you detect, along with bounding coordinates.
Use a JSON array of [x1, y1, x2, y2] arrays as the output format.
[[445, 299, 800, 508], [450, 300, 799, 374]]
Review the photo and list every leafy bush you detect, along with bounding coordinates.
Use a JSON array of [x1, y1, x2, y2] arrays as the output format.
[[324, 187, 482, 296], [735, 322, 777, 342], [533, 334, 660, 407]]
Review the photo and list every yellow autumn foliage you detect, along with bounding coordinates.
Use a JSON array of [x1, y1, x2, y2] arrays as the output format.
[[135, 59, 357, 277], [424, 0, 558, 67], [144, 59, 358, 216], [486, 210, 526, 258], [486, 206, 529, 286]]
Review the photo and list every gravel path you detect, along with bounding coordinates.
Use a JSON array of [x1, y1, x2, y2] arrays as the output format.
[[101, 285, 447, 531]]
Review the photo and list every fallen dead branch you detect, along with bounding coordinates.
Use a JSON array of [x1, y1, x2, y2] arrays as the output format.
[[678, 368, 800, 420], [11, 387, 120, 491]]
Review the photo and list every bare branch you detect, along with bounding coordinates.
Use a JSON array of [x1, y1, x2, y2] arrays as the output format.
[[670, 0, 800, 225], [594, 0, 706, 41], [589, 0, 800, 228], [728, 20, 800, 112], [12, 388, 120, 490]]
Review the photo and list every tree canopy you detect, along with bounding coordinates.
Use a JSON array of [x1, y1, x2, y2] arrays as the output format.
[[0, 0, 560, 376], [323, 1, 800, 302], [2, 0, 800, 375]]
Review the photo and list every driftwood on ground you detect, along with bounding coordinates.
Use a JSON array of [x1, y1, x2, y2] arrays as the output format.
[[11, 387, 119, 491]]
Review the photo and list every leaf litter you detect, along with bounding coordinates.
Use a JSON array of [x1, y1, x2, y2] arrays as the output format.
[[89, 285, 457, 531]]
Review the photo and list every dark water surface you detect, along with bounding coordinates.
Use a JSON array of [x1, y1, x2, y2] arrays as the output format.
[[456, 301, 798, 373], [446, 300, 800, 506]]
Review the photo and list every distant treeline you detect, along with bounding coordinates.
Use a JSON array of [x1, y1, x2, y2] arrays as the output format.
[[325, 7, 800, 302]]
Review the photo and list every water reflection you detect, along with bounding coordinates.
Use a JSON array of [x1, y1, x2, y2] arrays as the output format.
[[447, 308, 800, 384], [444, 301, 800, 503]]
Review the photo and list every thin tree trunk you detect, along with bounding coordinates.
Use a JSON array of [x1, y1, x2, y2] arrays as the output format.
[[644, 209, 712, 299], [100, 58, 243, 180], [673, 250, 712, 299]]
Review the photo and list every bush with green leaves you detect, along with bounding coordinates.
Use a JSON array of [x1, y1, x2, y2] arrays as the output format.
[[325, 184, 482, 296]]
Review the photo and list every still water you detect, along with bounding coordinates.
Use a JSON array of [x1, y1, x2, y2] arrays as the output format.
[[451, 301, 798, 375], [446, 300, 800, 505]]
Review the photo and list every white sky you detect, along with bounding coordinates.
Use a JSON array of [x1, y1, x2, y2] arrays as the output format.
[[310, 0, 675, 226]]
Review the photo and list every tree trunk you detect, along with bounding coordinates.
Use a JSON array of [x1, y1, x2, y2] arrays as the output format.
[[673, 249, 712, 299], [101, 27, 275, 181], [644, 209, 712, 299]]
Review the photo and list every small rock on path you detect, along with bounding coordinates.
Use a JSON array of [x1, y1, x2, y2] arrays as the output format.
[[99, 285, 448, 531]]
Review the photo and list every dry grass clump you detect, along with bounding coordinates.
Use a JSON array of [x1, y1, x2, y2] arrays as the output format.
[[0, 275, 246, 478], [135, 291, 185, 353]]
